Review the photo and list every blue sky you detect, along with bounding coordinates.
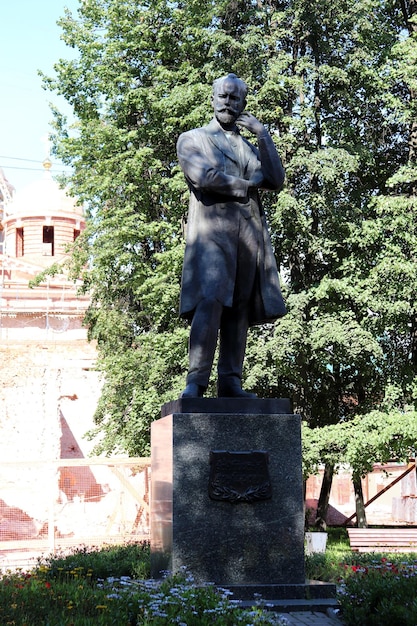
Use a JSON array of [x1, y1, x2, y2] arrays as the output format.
[[1, 0, 80, 193]]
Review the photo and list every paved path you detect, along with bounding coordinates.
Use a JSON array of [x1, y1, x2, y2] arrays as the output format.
[[280, 609, 344, 625]]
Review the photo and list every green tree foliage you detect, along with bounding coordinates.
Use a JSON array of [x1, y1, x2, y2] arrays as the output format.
[[302, 408, 417, 481], [43, 0, 417, 457], [245, 0, 417, 426]]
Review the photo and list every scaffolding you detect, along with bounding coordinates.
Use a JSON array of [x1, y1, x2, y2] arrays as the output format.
[[0, 457, 150, 571]]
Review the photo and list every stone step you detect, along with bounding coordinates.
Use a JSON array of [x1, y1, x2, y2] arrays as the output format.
[[236, 598, 340, 613]]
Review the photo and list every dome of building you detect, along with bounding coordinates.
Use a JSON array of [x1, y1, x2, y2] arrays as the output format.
[[2, 159, 86, 267], [5, 160, 83, 218]]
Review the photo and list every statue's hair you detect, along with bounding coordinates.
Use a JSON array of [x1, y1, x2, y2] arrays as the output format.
[[212, 73, 248, 98]]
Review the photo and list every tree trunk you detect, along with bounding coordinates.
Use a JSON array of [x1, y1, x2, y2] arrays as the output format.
[[353, 476, 368, 528], [314, 463, 334, 530]]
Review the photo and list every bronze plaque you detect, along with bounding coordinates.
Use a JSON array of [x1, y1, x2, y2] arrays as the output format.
[[208, 450, 272, 503]]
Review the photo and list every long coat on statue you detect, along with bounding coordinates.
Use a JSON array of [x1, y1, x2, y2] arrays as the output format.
[[177, 117, 286, 326]]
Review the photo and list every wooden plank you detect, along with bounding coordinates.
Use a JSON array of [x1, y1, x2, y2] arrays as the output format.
[[348, 529, 417, 532], [0, 457, 150, 468], [108, 466, 149, 512], [348, 540, 417, 544], [350, 539, 417, 543], [348, 531, 417, 537], [354, 547, 417, 553], [349, 535, 417, 540], [348, 535, 417, 539], [0, 534, 149, 553], [347, 528, 417, 551]]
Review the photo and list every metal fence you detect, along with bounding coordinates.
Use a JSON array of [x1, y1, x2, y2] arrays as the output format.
[[0, 457, 150, 570]]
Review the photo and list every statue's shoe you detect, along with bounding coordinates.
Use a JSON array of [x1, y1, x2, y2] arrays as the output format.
[[217, 383, 257, 399], [180, 383, 206, 398]]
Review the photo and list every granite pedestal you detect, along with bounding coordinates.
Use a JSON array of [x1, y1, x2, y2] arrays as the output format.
[[151, 398, 307, 591]]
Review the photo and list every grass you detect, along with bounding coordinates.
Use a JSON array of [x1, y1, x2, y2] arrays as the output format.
[[305, 526, 352, 582], [2, 530, 417, 625]]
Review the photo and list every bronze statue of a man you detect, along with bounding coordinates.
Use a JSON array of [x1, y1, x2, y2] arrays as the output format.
[[177, 73, 286, 399]]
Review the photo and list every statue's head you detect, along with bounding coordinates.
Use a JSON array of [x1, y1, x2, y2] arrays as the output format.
[[211, 73, 248, 129]]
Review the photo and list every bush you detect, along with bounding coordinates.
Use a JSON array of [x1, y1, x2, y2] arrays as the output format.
[[306, 529, 417, 626], [39, 541, 151, 580], [0, 567, 136, 625], [338, 557, 417, 626]]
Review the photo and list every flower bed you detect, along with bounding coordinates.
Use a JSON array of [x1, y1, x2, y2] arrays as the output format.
[[4, 535, 417, 625], [0, 544, 289, 625], [339, 556, 417, 626]]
